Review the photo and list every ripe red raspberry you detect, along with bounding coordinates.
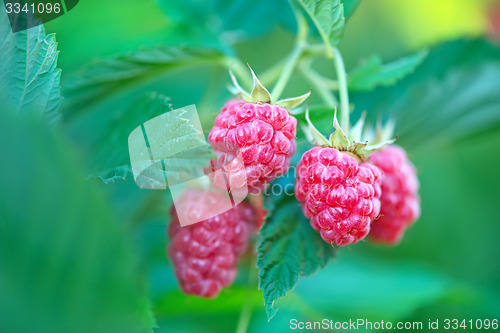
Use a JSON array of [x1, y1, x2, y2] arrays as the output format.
[[367, 145, 420, 244], [208, 100, 297, 194], [249, 194, 266, 230], [295, 147, 382, 246], [168, 190, 255, 298]]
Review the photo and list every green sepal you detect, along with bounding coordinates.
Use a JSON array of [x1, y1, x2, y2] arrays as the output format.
[[348, 111, 366, 142], [229, 69, 252, 101], [305, 107, 330, 146], [351, 141, 369, 159], [356, 118, 397, 158], [373, 118, 396, 144], [227, 65, 311, 107], [365, 138, 397, 151], [276, 89, 312, 110], [329, 110, 350, 149], [249, 65, 272, 104], [302, 109, 396, 160]]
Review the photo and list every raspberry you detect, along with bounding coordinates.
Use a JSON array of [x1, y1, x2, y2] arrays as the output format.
[[249, 194, 266, 230], [168, 190, 255, 298], [208, 99, 297, 194], [295, 147, 382, 246], [367, 145, 420, 244]]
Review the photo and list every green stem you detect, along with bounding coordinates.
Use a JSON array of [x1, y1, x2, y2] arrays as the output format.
[[299, 63, 338, 108], [332, 47, 350, 132], [304, 43, 327, 56], [235, 264, 257, 333], [270, 6, 309, 101], [270, 43, 305, 101], [260, 58, 288, 86], [323, 78, 339, 90]]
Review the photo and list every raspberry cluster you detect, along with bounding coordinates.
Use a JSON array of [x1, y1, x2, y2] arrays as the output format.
[[295, 147, 382, 246], [208, 99, 297, 194], [166, 65, 422, 300], [368, 145, 420, 244], [168, 190, 255, 298]]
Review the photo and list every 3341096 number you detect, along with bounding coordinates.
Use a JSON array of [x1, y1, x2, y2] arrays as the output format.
[[5, 2, 61, 14], [443, 319, 498, 330]]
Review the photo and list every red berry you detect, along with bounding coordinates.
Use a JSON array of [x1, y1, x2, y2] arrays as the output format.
[[295, 147, 382, 246], [249, 194, 267, 230], [168, 190, 255, 298], [208, 100, 297, 194], [367, 145, 420, 244]]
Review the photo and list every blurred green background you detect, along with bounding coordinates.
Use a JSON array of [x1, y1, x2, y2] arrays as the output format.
[[1, 0, 500, 332]]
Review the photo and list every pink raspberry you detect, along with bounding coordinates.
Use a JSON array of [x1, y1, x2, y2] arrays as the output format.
[[295, 147, 382, 246], [367, 145, 420, 244], [167, 190, 255, 298], [208, 99, 297, 194]]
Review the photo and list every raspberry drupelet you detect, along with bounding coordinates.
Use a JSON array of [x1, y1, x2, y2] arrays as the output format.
[[168, 190, 255, 298], [208, 100, 297, 194], [295, 147, 382, 246], [368, 145, 420, 244], [207, 65, 310, 195]]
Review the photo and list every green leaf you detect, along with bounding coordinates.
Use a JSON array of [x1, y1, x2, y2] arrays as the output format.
[[348, 50, 428, 91], [297, 0, 345, 57], [0, 110, 155, 333], [392, 62, 500, 150], [63, 46, 224, 118], [257, 192, 336, 320], [0, 9, 61, 126], [350, 39, 500, 150], [154, 286, 261, 318], [342, 0, 361, 20], [129, 104, 208, 189], [89, 93, 208, 188], [88, 92, 173, 184], [286, 254, 454, 322], [91, 165, 133, 184], [158, 0, 296, 44], [294, 104, 336, 137]]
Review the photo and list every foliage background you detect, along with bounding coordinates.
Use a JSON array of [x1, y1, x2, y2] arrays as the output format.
[[1, 0, 500, 332]]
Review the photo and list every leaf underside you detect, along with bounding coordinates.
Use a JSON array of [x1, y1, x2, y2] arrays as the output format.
[[87, 93, 172, 182], [348, 50, 428, 91], [0, 10, 61, 126], [349, 39, 500, 150], [297, 0, 345, 53], [89, 93, 207, 186], [63, 47, 224, 116]]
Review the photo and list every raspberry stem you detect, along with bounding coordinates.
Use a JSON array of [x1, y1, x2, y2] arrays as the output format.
[[299, 61, 338, 108], [260, 58, 287, 86], [270, 7, 309, 101], [332, 47, 350, 132], [271, 42, 306, 102], [235, 264, 257, 333]]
